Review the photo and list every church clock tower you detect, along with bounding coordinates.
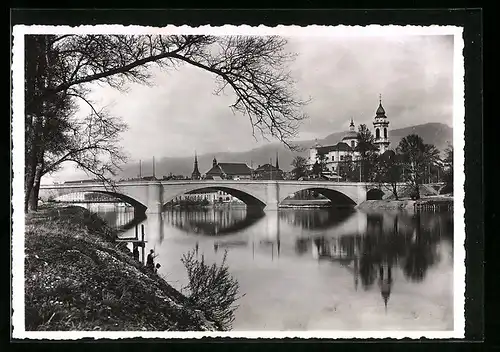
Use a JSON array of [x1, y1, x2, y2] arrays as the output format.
[[373, 94, 390, 154]]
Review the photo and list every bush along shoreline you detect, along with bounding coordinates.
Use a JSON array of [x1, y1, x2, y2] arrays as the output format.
[[25, 205, 228, 331], [356, 196, 453, 212]]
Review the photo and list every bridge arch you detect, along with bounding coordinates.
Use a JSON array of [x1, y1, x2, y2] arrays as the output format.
[[41, 189, 148, 214], [366, 188, 385, 200], [162, 185, 267, 210], [279, 187, 357, 207]]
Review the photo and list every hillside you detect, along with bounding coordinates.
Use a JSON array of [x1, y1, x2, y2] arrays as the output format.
[[118, 122, 452, 178]]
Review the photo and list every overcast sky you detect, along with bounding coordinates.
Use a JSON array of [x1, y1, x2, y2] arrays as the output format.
[[46, 34, 455, 181]]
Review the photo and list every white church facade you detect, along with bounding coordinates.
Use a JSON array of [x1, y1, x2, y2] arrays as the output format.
[[308, 97, 391, 174]]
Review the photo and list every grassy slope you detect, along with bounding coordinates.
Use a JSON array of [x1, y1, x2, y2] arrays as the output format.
[[25, 206, 216, 331]]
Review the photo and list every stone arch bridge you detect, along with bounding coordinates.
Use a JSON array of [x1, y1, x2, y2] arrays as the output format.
[[39, 180, 404, 214]]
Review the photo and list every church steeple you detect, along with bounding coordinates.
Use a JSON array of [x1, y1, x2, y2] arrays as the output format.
[[373, 94, 390, 154], [191, 151, 201, 180], [376, 94, 387, 117], [212, 156, 218, 167], [349, 117, 355, 131], [275, 151, 279, 170]]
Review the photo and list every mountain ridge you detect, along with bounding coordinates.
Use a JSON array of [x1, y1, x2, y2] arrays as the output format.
[[118, 122, 453, 179]]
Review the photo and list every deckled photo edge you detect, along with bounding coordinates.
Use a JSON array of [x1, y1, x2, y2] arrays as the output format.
[[11, 24, 466, 340], [12, 24, 27, 339], [452, 27, 466, 339]]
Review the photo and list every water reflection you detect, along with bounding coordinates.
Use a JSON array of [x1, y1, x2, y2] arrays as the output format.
[[279, 208, 355, 230], [71, 202, 137, 230], [89, 204, 454, 330], [293, 210, 452, 310], [163, 207, 265, 236]]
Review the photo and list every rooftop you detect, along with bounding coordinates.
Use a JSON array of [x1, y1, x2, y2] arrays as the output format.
[[316, 142, 354, 154], [254, 163, 282, 172], [205, 162, 253, 176]]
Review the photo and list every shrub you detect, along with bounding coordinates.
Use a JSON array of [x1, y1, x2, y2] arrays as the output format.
[[180, 249, 244, 330]]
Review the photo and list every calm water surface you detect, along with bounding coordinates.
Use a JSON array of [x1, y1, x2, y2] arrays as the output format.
[[85, 203, 454, 331]]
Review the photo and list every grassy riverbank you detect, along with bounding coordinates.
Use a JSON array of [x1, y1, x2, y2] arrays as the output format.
[[25, 205, 217, 331], [357, 195, 454, 212]]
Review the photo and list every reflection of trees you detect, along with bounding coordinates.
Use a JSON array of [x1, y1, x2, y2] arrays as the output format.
[[295, 238, 310, 255], [280, 208, 354, 230], [296, 210, 453, 304], [402, 213, 439, 282], [164, 208, 264, 236]]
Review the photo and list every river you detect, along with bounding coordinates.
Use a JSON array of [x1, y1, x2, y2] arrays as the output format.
[[78, 203, 454, 331]]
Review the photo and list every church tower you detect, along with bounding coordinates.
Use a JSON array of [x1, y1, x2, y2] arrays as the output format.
[[191, 152, 201, 180], [373, 94, 390, 154], [342, 117, 359, 149]]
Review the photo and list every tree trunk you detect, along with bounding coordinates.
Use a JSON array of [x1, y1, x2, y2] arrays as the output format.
[[24, 140, 39, 213], [391, 184, 399, 200], [29, 177, 41, 211], [24, 36, 49, 213], [29, 159, 44, 211], [24, 170, 35, 213]]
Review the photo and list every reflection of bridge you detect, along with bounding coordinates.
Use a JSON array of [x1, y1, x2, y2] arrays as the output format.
[[39, 180, 402, 214], [164, 208, 265, 236]]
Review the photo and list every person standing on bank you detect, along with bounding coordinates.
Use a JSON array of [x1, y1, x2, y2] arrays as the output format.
[[146, 249, 155, 270]]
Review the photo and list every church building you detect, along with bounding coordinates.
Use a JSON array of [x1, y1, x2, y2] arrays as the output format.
[[204, 157, 253, 180], [308, 96, 391, 174]]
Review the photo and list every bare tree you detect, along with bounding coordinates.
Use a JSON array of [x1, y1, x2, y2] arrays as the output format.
[[441, 142, 453, 194], [356, 124, 378, 182], [24, 34, 309, 211], [374, 150, 402, 200], [290, 155, 309, 180], [397, 134, 440, 200]]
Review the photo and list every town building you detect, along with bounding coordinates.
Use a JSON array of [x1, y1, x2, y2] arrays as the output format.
[[308, 97, 391, 174], [172, 188, 245, 204], [204, 157, 253, 180], [252, 153, 284, 180]]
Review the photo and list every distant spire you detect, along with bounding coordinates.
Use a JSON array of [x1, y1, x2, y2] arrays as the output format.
[[275, 151, 279, 170], [212, 156, 217, 167], [191, 151, 201, 180], [379, 93, 382, 104], [152, 156, 156, 179]]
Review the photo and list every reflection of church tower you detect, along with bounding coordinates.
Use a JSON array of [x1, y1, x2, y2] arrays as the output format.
[[373, 94, 390, 154], [191, 152, 201, 180], [378, 263, 393, 311]]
